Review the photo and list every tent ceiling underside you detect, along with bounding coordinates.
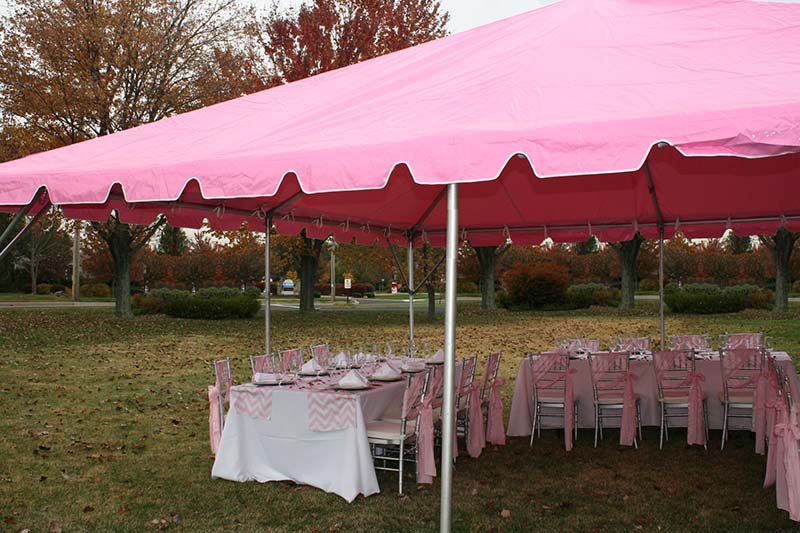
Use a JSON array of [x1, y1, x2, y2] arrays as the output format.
[[4, 146, 798, 246]]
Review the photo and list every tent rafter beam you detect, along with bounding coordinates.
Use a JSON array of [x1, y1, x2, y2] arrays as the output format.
[[0, 200, 52, 262]]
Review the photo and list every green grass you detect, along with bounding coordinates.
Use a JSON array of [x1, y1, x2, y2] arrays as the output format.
[[1, 305, 799, 531], [0, 292, 113, 302]]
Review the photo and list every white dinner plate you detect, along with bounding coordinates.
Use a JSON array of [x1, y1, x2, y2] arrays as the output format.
[[370, 375, 404, 382], [331, 382, 370, 390]]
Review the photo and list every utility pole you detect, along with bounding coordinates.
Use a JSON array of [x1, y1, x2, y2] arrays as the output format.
[[72, 221, 81, 301]]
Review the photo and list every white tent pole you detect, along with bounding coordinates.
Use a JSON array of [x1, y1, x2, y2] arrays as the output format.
[[439, 183, 458, 532], [659, 225, 665, 350], [408, 235, 415, 351], [265, 215, 272, 356]]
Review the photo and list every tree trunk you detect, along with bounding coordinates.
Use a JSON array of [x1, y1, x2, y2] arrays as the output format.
[[474, 246, 498, 310], [30, 260, 38, 295], [767, 229, 799, 313], [299, 253, 318, 311], [108, 222, 134, 319], [613, 234, 644, 310], [427, 282, 436, 320]]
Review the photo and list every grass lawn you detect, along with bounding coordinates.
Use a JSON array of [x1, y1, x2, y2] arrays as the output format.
[[0, 292, 114, 302], [1, 304, 799, 531]]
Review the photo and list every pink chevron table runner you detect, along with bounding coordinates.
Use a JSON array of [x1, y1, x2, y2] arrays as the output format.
[[307, 393, 357, 432], [233, 386, 273, 421]]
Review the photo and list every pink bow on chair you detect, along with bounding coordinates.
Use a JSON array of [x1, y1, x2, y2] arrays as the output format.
[[416, 394, 436, 484], [467, 381, 486, 458], [684, 372, 706, 446], [487, 377, 507, 446], [208, 385, 222, 456], [773, 406, 800, 521]]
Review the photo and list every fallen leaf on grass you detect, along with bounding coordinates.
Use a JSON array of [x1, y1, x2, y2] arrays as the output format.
[[49, 520, 62, 533], [83, 506, 94, 513], [501, 509, 511, 518]]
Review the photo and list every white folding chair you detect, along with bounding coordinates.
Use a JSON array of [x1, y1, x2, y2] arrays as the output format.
[[719, 347, 766, 450], [310, 343, 331, 366], [367, 369, 431, 494], [279, 348, 305, 372], [720, 332, 764, 350], [652, 350, 708, 449], [588, 351, 642, 448], [669, 334, 711, 352], [455, 355, 478, 444], [213, 358, 232, 429], [614, 337, 651, 354], [528, 351, 579, 449], [250, 353, 277, 376]]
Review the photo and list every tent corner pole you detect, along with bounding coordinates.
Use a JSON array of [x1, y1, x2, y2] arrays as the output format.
[[265, 215, 272, 357], [440, 183, 458, 533], [658, 225, 665, 350], [407, 234, 415, 351]]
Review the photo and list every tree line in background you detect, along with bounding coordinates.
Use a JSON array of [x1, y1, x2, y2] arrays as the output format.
[[2, 207, 799, 313]]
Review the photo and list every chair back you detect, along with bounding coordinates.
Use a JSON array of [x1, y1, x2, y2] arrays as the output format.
[[401, 369, 431, 423], [669, 334, 710, 351], [616, 337, 651, 353], [214, 358, 232, 397], [652, 350, 695, 399], [720, 348, 765, 397], [429, 365, 445, 408], [480, 351, 502, 401], [456, 355, 478, 410], [587, 351, 630, 399], [250, 353, 276, 375], [310, 343, 331, 366], [280, 348, 305, 372], [528, 351, 571, 401], [721, 332, 764, 350], [561, 338, 601, 354]]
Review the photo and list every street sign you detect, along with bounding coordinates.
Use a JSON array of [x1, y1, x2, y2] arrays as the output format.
[[344, 278, 352, 289]]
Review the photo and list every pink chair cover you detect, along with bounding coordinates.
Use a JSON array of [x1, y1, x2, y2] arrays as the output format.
[[281, 348, 304, 372], [214, 360, 232, 399], [618, 337, 651, 352], [252, 354, 273, 374], [773, 405, 800, 521], [467, 381, 486, 458], [765, 397, 788, 488], [592, 352, 637, 446], [654, 351, 706, 446], [416, 393, 436, 484], [208, 385, 222, 455], [486, 377, 507, 446], [529, 352, 577, 451], [724, 349, 770, 454], [672, 335, 709, 351]]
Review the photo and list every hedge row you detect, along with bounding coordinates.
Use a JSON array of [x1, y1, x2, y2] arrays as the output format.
[[133, 286, 261, 319], [664, 283, 774, 314]]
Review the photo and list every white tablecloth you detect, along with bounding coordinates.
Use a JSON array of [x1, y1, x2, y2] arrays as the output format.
[[507, 352, 799, 435], [211, 378, 406, 502]]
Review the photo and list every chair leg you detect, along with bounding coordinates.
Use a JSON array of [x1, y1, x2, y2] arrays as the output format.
[[399, 440, 405, 495], [636, 401, 643, 442], [659, 403, 665, 450], [574, 403, 579, 442], [721, 403, 729, 451], [594, 405, 600, 448], [704, 400, 710, 444], [530, 402, 538, 447]]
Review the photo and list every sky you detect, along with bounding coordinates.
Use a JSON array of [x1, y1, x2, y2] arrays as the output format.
[[0, 0, 557, 33]]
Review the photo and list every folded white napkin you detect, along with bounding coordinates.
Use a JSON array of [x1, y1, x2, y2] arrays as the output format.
[[300, 358, 324, 374], [372, 362, 402, 380], [253, 372, 279, 383], [334, 352, 350, 368], [338, 369, 368, 388], [385, 358, 403, 372], [401, 359, 426, 371], [428, 348, 445, 363]]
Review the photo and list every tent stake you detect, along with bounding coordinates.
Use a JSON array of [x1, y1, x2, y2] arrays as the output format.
[[440, 183, 458, 533]]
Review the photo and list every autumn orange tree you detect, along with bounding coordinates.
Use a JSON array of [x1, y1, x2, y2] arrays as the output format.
[[0, 0, 255, 317], [255, 0, 449, 309]]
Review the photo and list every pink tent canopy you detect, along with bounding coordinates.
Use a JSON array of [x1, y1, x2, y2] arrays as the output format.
[[1, 0, 799, 244]]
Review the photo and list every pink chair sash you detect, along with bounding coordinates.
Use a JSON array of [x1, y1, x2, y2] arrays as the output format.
[[765, 398, 787, 488], [773, 406, 800, 521], [724, 350, 771, 454], [593, 353, 637, 446], [655, 352, 706, 446], [467, 381, 486, 458], [214, 360, 232, 401], [208, 385, 222, 456], [529, 353, 576, 451], [486, 377, 506, 445], [416, 393, 436, 484]]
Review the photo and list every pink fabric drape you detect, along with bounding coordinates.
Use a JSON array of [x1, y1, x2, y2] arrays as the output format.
[[593, 353, 637, 446], [416, 394, 436, 484], [765, 398, 787, 488], [486, 377, 506, 445], [208, 385, 222, 456], [467, 382, 486, 458], [773, 406, 800, 521]]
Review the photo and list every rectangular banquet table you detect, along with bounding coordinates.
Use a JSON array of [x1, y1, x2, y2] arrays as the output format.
[[507, 352, 799, 436], [211, 375, 406, 502]]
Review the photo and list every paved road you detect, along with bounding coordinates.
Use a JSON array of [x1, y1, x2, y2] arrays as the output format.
[[1, 294, 796, 310]]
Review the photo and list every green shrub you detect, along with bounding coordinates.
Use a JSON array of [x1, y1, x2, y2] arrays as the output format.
[[36, 283, 53, 295], [132, 294, 163, 315], [81, 283, 111, 297], [566, 283, 620, 308], [665, 284, 748, 314], [793, 280, 800, 294], [502, 261, 569, 309], [365, 292, 376, 298], [148, 288, 190, 302], [638, 278, 659, 292], [164, 295, 260, 319], [196, 287, 240, 299], [457, 281, 479, 294]]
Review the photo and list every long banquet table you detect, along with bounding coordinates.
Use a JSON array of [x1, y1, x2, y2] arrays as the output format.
[[211, 374, 406, 502], [507, 352, 800, 436]]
